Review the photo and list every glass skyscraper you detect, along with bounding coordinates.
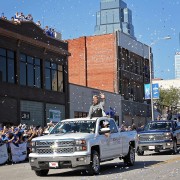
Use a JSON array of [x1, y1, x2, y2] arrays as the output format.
[[175, 52, 180, 79], [94, 0, 135, 38]]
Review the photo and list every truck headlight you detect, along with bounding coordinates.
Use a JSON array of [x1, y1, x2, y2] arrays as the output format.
[[75, 139, 87, 151], [75, 146, 87, 151], [75, 139, 86, 145], [164, 132, 172, 140], [31, 141, 36, 146], [137, 134, 140, 141], [31, 141, 36, 153]]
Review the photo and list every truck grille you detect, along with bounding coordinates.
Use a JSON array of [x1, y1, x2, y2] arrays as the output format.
[[35, 140, 75, 154], [36, 147, 74, 154], [57, 141, 74, 146], [37, 148, 53, 154], [36, 141, 54, 146], [139, 134, 164, 141]]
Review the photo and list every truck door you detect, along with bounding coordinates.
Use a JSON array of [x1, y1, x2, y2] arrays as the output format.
[[98, 119, 122, 160], [121, 131, 129, 154], [109, 119, 122, 156], [98, 119, 112, 159], [121, 130, 137, 155]]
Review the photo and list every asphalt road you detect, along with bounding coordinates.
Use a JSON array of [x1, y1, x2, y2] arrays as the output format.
[[0, 151, 180, 180]]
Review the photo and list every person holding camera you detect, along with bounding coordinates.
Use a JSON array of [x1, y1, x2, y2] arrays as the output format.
[[88, 93, 106, 119]]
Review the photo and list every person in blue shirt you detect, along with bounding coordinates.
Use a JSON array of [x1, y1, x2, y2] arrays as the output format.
[[44, 26, 51, 36]]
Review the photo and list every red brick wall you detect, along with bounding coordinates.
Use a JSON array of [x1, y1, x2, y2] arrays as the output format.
[[68, 33, 117, 92], [68, 37, 87, 86]]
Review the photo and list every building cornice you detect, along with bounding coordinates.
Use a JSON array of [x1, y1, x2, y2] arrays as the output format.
[[0, 27, 70, 56]]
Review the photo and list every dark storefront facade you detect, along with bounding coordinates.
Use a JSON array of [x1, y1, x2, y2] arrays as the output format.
[[0, 19, 70, 127]]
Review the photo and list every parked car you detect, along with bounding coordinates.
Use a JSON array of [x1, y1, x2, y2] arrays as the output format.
[[137, 120, 180, 155], [29, 117, 137, 176]]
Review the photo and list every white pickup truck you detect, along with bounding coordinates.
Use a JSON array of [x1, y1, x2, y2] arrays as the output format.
[[29, 117, 137, 176]]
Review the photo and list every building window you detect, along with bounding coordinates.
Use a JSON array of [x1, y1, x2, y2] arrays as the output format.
[[135, 59, 138, 74], [20, 54, 41, 88], [45, 61, 64, 92], [0, 48, 15, 83]]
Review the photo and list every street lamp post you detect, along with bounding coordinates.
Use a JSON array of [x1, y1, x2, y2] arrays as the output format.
[[149, 46, 154, 120], [149, 36, 171, 121]]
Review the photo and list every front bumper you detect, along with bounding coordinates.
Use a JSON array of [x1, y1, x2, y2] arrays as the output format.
[[138, 140, 173, 151], [29, 154, 91, 170]]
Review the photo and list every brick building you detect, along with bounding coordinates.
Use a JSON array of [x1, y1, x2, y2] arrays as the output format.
[[68, 31, 151, 124], [68, 34, 116, 92], [0, 18, 70, 126]]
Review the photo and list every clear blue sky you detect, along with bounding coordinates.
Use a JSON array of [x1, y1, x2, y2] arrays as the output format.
[[1, 0, 179, 80]]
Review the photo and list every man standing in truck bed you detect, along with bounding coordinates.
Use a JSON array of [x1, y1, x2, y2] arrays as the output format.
[[88, 93, 106, 119]]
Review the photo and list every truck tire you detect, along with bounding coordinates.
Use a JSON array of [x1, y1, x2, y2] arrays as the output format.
[[35, 169, 49, 176], [124, 146, 135, 166], [137, 149, 144, 156], [172, 140, 177, 154], [88, 150, 100, 175]]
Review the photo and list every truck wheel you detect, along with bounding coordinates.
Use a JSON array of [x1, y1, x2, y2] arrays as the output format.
[[35, 170, 49, 176], [88, 150, 100, 175], [137, 149, 144, 156], [124, 146, 135, 166], [172, 140, 177, 154]]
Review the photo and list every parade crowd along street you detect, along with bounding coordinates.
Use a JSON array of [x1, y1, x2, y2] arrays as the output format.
[[0, 122, 54, 165], [0, 119, 140, 165]]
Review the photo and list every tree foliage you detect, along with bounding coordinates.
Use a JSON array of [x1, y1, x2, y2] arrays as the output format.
[[156, 86, 180, 109]]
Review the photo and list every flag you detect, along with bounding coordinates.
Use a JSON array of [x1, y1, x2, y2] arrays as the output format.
[[144, 84, 151, 99], [144, 83, 159, 99], [106, 107, 115, 117]]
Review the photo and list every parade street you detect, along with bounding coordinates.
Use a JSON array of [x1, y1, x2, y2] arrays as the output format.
[[0, 151, 180, 180]]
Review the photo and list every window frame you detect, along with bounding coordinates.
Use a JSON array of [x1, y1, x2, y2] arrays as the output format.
[[45, 60, 64, 92], [20, 53, 42, 88], [0, 48, 15, 84]]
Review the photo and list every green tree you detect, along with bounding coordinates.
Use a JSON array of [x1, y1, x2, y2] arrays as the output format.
[[156, 86, 180, 111]]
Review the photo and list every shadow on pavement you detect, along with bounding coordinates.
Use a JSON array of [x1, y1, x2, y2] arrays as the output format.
[[47, 159, 163, 177], [142, 149, 180, 156]]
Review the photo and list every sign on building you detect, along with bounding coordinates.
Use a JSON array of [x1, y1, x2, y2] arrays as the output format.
[[152, 83, 159, 99], [21, 111, 30, 120], [49, 109, 61, 123], [144, 84, 151, 99]]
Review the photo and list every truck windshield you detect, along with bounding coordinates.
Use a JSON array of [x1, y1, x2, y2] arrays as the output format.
[[50, 120, 96, 134], [144, 122, 172, 131]]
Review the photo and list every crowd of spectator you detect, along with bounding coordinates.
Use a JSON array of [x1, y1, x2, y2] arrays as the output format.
[[12, 12, 33, 22], [0, 121, 56, 159], [119, 122, 144, 132], [0, 122, 55, 141], [44, 25, 56, 38], [1, 12, 7, 20], [1, 12, 57, 38]]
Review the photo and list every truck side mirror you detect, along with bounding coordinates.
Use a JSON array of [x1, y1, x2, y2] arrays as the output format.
[[99, 127, 110, 135]]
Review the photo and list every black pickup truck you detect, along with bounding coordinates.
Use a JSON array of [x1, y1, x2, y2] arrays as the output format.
[[137, 120, 180, 155]]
